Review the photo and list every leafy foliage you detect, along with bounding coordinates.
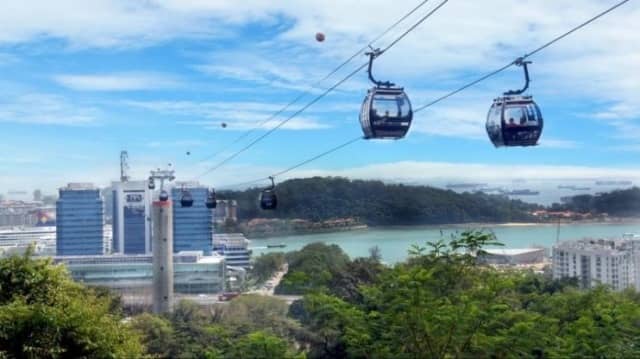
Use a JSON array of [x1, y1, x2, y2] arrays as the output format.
[[276, 243, 351, 295], [249, 252, 286, 285], [553, 186, 640, 216], [290, 232, 640, 358], [132, 296, 305, 358], [0, 250, 144, 358]]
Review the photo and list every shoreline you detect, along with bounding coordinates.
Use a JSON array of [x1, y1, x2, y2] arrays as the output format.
[[246, 219, 640, 240]]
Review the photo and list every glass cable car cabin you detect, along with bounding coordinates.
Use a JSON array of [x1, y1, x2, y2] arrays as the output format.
[[180, 188, 194, 208], [259, 177, 277, 210], [206, 189, 217, 209], [359, 49, 413, 140], [486, 58, 543, 147]]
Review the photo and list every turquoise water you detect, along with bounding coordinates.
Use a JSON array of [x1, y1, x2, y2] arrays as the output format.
[[249, 223, 640, 264]]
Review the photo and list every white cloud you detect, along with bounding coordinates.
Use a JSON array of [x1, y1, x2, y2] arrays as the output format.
[[53, 72, 180, 91], [0, 93, 100, 126], [124, 100, 332, 130], [537, 138, 580, 149], [146, 139, 206, 148]]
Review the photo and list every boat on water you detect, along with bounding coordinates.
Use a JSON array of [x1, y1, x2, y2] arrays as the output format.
[[595, 180, 633, 186], [445, 183, 486, 190], [507, 189, 540, 196], [267, 243, 287, 249]]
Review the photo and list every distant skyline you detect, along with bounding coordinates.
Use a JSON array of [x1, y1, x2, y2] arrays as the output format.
[[0, 0, 639, 194]]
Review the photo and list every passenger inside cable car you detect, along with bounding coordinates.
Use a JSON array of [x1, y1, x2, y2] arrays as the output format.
[[485, 60, 543, 147], [360, 49, 413, 140]]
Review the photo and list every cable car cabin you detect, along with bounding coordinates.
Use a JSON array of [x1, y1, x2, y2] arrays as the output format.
[[260, 189, 277, 210], [180, 191, 194, 208], [360, 87, 412, 139], [486, 95, 543, 147], [159, 190, 169, 202], [206, 190, 217, 209]]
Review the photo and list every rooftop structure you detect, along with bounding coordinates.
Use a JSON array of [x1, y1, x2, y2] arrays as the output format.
[[478, 247, 546, 265]]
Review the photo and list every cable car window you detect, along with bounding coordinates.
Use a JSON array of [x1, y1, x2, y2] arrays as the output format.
[[525, 104, 539, 124], [373, 95, 402, 118], [488, 104, 501, 126], [504, 106, 526, 126]]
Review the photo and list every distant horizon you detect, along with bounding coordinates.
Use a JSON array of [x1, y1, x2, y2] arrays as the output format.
[[2, 172, 637, 206]]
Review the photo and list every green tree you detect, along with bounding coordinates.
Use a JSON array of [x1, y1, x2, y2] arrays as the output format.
[[276, 243, 350, 295], [228, 331, 304, 359], [249, 252, 286, 285], [0, 250, 144, 358], [130, 313, 175, 358], [293, 231, 640, 358]]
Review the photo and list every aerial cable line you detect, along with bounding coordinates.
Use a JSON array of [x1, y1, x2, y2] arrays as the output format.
[[196, 0, 435, 164], [196, 0, 450, 179], [218, 135, 365, 190], [413, 0, 631, 113], [212, 0, 630, 191]]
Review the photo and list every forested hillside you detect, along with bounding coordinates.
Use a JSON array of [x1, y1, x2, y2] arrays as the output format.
[[219, 177, 540, 225], [554, 187, 640, 216]]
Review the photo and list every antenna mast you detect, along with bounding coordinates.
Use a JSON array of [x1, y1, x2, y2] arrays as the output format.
[[120, 151, 130, 182]]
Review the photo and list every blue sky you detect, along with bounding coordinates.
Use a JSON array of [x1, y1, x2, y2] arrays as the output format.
[[0, 0, 639, 195]]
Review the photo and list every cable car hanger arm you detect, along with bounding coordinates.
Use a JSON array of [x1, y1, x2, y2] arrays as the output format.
[[366, 48, 394, 88], [504, 57, 531, 96]]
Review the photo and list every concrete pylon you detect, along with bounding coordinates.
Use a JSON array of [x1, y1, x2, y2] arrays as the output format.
[[152, 199, 174, 314]]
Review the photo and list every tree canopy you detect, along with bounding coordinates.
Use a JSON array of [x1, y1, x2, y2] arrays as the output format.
[[0, 249, 144, 358], [554, 186, 640, 216], [219, 177, 540, 225]]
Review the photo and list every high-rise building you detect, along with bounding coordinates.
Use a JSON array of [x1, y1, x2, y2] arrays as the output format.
[[112, 181, 152, 254], [171, 183, 213, 255], [552, 237, 640, 291], [56, 183, 105, 256]]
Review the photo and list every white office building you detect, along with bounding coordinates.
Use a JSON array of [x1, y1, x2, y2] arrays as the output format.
[[213, 233, 252, 269], [552, 237, 640, 291], [112, 181, 152, 254]]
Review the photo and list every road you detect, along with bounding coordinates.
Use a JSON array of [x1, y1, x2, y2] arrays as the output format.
[[248, 263, 289, 296], [121, 264, 302, 307]]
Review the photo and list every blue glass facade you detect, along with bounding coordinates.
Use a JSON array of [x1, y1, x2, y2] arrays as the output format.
[[172, 187, 213, 255], [112, 192, 120, 253], [123, 205, 146, 254], [56, 187, 104, 256], [112, 183, 151, 255]]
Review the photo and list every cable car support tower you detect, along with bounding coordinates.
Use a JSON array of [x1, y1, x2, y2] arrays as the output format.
[[148, 167, 176, 314]]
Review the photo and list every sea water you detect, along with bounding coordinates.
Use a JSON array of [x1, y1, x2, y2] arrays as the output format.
[[249, 222, 640, 264]]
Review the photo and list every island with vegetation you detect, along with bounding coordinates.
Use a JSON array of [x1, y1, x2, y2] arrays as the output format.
[[219, 177, 541, 237], [218, 177, 640, 239]]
